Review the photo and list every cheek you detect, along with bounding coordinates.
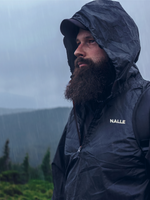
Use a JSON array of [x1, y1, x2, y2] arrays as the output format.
[[92, 50, 106, 62], [97, 48, 107, 58]]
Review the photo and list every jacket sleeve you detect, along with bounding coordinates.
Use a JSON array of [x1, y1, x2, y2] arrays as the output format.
[[133, 85, 150, 177], [51, 124, 68, 200]]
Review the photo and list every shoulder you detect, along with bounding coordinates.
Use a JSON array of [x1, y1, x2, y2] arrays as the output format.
[[135, 83, 150, 123], [133, 83, 150, 151]]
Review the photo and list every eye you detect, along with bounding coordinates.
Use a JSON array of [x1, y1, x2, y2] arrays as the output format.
[[88, 39, 95, 44], [76, 42, 80, 47]]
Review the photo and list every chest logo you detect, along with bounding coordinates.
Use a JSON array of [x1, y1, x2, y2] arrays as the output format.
[[110, 119, 126, 124]]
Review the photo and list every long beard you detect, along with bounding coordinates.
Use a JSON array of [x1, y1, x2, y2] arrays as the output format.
[[65, 57, 115, 105]]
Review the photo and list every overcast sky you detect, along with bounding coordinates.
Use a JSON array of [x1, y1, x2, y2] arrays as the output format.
[[0, 0, 149, 109]]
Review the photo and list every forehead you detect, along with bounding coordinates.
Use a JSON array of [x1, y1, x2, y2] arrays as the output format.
[[76, 29, 93, 41]]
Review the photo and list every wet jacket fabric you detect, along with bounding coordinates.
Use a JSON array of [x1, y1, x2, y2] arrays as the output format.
[[52, 0, 150, 199]]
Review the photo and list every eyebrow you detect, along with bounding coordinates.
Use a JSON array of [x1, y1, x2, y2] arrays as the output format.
[[76, 35, 94, 43]]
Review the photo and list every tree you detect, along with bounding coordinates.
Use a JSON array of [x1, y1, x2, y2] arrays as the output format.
[[41, 148, 52, 182], [0, 139, 10, 173], [22, 153, 29, 182]]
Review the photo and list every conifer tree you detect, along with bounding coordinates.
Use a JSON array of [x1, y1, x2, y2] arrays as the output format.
[[4, 139, 10, 170], [22, 153, 29, 182], [41, 148, 52, 182], [0, 139, 10, 172]]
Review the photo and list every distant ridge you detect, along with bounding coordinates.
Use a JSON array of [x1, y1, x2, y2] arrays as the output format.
[[0, 107, 35, 116], [0, 107, 71, 167]]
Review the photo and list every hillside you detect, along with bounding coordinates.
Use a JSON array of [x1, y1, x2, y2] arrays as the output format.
[[0, 108, 35, 116], [0, 107, 71, 166]]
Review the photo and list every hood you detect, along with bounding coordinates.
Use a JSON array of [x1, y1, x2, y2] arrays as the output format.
[[61, 0, 141, 83]]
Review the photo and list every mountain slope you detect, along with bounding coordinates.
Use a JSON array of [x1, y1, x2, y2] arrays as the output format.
[[0, 107, 71, 166]]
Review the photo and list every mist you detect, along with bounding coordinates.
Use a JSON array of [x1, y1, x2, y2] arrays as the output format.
[[0, 0, 149, 109]]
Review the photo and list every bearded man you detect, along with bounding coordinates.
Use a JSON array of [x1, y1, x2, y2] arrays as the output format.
[[65, 29, 115, 106], [52, 0, 150, 200]]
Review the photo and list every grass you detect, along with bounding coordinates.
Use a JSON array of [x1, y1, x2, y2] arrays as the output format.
[[0, 180, 53, 200]]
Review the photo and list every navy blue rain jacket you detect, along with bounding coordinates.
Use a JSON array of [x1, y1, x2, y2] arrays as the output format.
[[52, 0, 150, 199]]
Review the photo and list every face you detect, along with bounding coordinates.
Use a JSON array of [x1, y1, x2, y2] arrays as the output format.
[[65, 29, 116, 104], [74, 28, 107, 68]]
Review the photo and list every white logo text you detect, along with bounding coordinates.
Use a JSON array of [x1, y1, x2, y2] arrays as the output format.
[[110, 119, 126, 124]]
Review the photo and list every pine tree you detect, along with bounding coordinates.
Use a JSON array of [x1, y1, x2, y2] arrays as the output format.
[[41, 148, 52, 182], [0, 139, 10, 172], [3, 140, 9, 157], [22, 153, 29, 182]]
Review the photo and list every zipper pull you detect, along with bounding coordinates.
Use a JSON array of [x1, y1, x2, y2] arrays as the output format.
[[77, 146, 82, 152]]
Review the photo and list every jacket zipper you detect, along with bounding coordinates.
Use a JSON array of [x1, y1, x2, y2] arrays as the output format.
[[73, 102, 82, 150], [73, 102, 105, 152], [77, 146, 82, 152]]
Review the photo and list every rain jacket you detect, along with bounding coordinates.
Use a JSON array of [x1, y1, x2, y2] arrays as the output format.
[[52, 0, 150, 199]]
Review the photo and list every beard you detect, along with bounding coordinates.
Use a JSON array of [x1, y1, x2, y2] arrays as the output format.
[[65, 56, 115, 105]]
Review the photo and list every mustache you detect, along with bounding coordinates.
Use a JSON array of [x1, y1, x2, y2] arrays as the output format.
[[74, 57, 92, 68]]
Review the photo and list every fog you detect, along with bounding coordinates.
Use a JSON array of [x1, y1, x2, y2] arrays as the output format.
[[0, 0, 149, 109]]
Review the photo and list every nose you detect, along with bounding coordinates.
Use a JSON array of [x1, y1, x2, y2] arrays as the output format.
[[74, 44, 86, 58]]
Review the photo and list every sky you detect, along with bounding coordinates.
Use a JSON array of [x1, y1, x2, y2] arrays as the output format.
[[0, 0, 150, 109]]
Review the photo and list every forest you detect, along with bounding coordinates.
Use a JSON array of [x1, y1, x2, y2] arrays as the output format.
[[0, 107, 71, 199], [0, 140, 53, 200]]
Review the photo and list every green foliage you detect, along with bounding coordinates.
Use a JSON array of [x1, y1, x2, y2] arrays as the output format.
[[0, 180, 53, 199], [0, 170, 22, 184], [3, 184, 23, 196], [0, 141, 54, 199], [41, 148, 52, 182], [11, 164, 44, 182]]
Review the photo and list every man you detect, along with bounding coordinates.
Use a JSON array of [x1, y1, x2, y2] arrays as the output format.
[[52, 0, 150, 199]]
